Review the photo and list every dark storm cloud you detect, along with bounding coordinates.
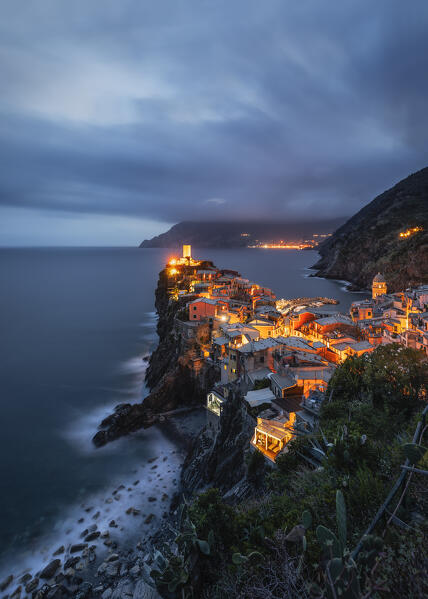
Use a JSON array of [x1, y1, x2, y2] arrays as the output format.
[[1, 0, 428, 237]]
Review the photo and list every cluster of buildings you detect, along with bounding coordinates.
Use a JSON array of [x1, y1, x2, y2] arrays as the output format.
[[349, 273, 428, 356], [167, 246, 428, 463]]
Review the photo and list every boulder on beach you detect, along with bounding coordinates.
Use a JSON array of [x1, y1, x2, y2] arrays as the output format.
[[70, 543, 88, 554], [105, 562, 120, 577], [53, 545, 65, 556], [10, 585, 22, 599], [25, 577, 39, 593], [39, 559, 61, 579], [0, 574, 14, 592], [105, 553, 119, 562], [64, 557, 80, 569], [45, 583, 70, 598], [74, 581, 92, 599], [111, 580, 133, 599], [133, 580, 162, 599]]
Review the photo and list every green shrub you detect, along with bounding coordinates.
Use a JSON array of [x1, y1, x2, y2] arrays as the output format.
[[189, 488, 246, 555], [253, 377, 270, 390]]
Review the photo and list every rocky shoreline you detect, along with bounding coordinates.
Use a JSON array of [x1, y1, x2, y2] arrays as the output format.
[[0, 409, 209, 599]]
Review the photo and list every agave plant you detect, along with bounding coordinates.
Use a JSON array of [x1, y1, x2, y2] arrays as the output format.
[[309, 490, 383, 599]]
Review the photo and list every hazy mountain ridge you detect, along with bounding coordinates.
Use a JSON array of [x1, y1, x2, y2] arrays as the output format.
[[313, 166, 428, 290], [139, 218, 345, 248]]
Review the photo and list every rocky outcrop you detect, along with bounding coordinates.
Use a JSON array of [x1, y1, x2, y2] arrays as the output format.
[[93, 268, 219, 447], [313, 166, 428, 291], [181, 392, 256, 500]]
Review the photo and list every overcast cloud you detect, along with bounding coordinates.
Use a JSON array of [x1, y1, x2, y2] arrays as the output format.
[[0, 0, 428, 245]]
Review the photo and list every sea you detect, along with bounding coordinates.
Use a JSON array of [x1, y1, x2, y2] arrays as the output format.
[[0, 247, 367, 578]]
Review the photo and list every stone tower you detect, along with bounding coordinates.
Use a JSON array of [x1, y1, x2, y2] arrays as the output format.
[[372, 273, 387, 299], [182, 245, 192, 259]]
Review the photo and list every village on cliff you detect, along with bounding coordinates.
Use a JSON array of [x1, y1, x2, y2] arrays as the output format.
[[167, 245, 428, 463]]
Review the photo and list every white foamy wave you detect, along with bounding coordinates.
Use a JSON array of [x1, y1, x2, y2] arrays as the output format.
[[61, 401, 126, 455], [63, 353, 152, 453], [0, 439, 184, 588], [117, 355, 149, 377]]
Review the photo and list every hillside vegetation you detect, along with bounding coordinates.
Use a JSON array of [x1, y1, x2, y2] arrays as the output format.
[[144, 345, 428, 599], [314, 166, 428, 290]]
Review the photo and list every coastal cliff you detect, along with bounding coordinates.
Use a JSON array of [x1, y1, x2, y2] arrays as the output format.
[[93, 267, 219, 447], [313, 166, 428, 291], [181, 392, 257, 500]]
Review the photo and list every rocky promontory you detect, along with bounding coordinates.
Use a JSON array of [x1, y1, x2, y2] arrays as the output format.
[[93, 266, 219, 447]]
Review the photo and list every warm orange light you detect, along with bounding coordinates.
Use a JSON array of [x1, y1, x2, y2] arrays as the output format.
[[169, 258, 177, 265], [399, 226, 422, 239], [249, 243, 313, 249], [169, 268, 178, 275]]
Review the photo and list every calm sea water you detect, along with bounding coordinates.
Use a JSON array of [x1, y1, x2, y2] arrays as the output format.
[[0, 247, 366, 572]]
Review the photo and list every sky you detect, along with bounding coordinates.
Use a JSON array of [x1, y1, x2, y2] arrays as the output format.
[[0, 1, 428, 246]]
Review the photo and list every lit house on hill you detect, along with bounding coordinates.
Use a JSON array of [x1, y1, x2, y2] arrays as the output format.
[[251, 412, 296, 462]]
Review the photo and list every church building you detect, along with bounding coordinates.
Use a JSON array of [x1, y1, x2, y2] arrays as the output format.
[[372, 273, 387, 299]]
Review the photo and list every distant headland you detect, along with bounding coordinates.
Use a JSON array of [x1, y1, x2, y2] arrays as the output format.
[[139, 218, 346, 249]]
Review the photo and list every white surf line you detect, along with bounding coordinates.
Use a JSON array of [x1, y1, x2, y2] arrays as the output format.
[[0, 439, 184, 587]]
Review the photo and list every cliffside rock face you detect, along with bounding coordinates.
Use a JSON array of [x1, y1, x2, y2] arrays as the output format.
[[313, 166, 428, 291], [181, 393, 255, 500], [93, 269, 219, 447]]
